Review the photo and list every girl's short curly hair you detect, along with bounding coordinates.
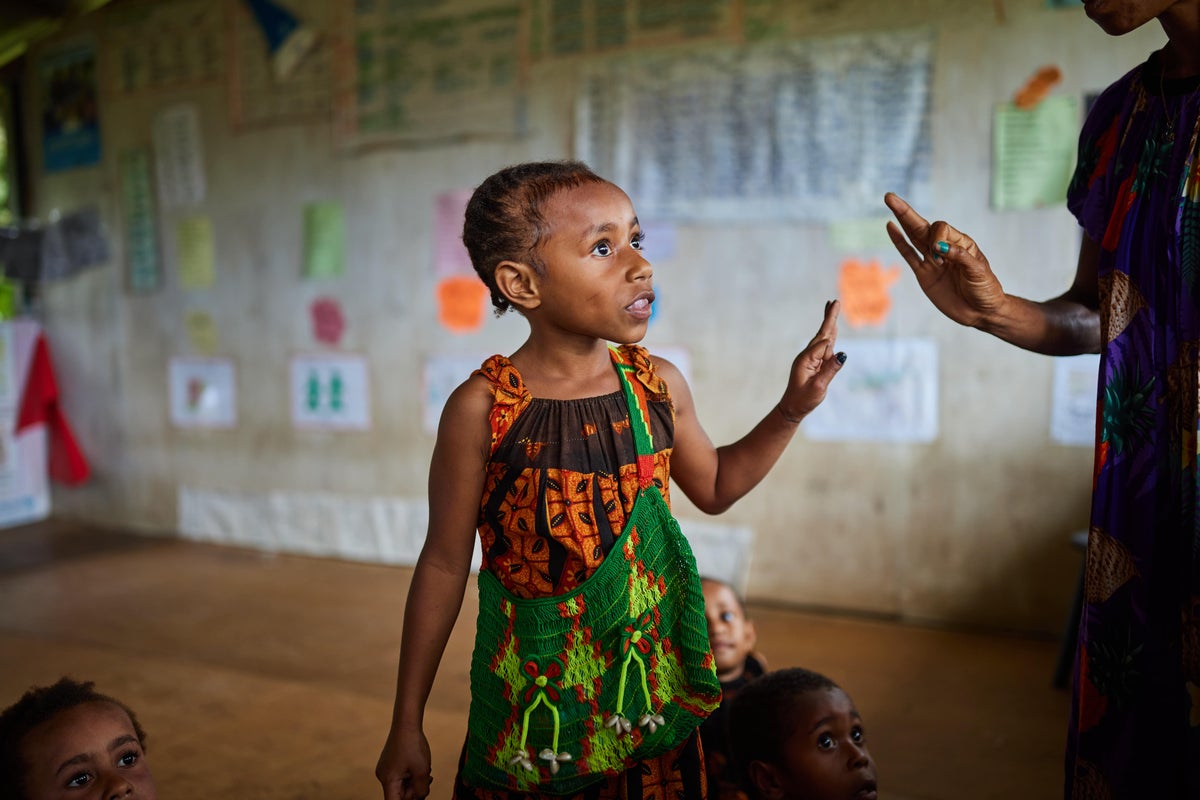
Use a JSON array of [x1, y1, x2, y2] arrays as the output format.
[[462, 160, 608, 314], [0, 677, 148, 800], [726, 667, 840, 796]]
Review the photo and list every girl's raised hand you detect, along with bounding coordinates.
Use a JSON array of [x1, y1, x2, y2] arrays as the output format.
[[779, 299, 844, 422], [884, 192, 1007, 329]]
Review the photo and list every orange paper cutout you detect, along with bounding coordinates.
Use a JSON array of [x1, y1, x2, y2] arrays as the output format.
[[1013, 65, 1062, 110], [436, 275, 489, 333], [838, 258, 901, 328]]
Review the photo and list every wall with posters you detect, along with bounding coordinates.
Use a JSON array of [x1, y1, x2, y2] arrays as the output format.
[[16, 0, 1165, 633]]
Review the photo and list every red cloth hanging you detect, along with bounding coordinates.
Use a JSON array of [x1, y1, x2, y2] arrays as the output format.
[[15, 334, 90, 485]]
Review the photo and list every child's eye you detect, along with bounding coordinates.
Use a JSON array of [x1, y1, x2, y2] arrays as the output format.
[[118, 750, 140, 767], [66, 771, 93, 788], [719, 611, 736, 623], [816, 733, 835, 750], [631, 233, 645, 250], [851, 726, 865, 744], [591, 241, 613, 256]]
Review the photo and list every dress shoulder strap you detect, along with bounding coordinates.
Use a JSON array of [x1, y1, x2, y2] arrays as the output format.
[[609, 346, 657, 488], [474, 355, 532, 458]]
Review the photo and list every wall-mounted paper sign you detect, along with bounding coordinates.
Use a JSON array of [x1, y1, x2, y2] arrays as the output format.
[[153, 104, 206, 209], [291, 353, 369, 430], [169, 357, 236, 428], [1051, 354, 1100, 447]]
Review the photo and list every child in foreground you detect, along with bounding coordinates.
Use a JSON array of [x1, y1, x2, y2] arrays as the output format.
[[727, 667, 877, 800], [375, 160, 845, 800], [700, 576, 767, 800], [0, 677, 156, 800]]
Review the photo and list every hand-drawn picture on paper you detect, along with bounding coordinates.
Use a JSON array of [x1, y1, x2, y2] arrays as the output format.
[[803, 338, 938, 442], [169, 357, 236, 428]]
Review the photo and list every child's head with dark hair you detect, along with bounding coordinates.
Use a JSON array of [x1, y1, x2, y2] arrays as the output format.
[[727, 668, 876, 800], [462, 160, 609, 314], [0, 677, 155, 800], [700, 576, 758, 682]]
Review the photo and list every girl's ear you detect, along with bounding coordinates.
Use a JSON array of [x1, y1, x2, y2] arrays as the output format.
[[748, 760, 787, 800], [495, 260, 541, 311]]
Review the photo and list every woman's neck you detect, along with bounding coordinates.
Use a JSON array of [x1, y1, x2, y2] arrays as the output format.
[[1159, 8, 1200, 77]]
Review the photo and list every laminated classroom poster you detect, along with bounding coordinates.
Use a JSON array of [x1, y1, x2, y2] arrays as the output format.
[[40, 42, 101, 172]]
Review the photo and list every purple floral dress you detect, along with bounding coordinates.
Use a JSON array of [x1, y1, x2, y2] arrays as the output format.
[[1065, 53, 1200, 799]]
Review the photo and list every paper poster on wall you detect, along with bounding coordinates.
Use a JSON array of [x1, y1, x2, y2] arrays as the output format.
[[169, 357, 236, 428], [436, 276, 489, 334], [310, 296, 345, 346], [153, 104, 206, 209], [228, 0, 332, 129], [1051, 354, 1099, 447], [828, 218, 895, 254], [423, 353, 488, 433], [577, 27, 932, 222], [175, 215, 215, 289], [303, 202, 344, 278], [434, 189, 474, 278], [803, 338, 938, 442], [838, 258, 901, 328], [529, 0, 736, 60], [120, 149, 161, 293], [185, 311, 219, 355], [40, 42, 101, 172], [101, 0, 225, 95], [992, 95, 1079, 210], [291, 354, 370, 430], [0, 324, 18, 409], [336, 1, 524, 147]]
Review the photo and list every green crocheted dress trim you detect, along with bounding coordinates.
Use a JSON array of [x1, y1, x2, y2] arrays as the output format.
[[461, 347, 720, 794]]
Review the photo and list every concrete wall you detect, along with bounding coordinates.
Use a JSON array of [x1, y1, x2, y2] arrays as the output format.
[[17, 0, 1167, 634]]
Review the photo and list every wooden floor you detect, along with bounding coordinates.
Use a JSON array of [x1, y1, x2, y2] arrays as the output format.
[[0, 519, 1070, 799]]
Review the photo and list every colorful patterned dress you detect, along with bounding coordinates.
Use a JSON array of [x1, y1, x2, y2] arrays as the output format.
[[1065, 53, 1200, 798], [452, 344, 708, 800]]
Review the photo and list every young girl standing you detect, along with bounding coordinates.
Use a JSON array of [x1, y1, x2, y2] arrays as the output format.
[[376, 161, 844, 800]]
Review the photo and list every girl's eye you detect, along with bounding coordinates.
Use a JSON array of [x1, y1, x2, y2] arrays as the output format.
[[719, 611, 736, 623], [631, 234, 644, 251], [816, 733, 835, 750], [851, 726, 865, 744], [118, 750, 140, 767], [66, 772, 93, 788], [591, 241, 613, 257]]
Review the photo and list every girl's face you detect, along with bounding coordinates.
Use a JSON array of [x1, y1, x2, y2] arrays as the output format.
[[19, 701, 157, 800], [755, 688, 877, 800], [528, 181, 654, 345], [701, 580, 757, 681]]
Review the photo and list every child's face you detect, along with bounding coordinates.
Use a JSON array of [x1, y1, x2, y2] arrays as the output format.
[[754, 687, 877, 800], [527, 181, 653, 344], [18, 701, 157, 800], [702, 580, 756, 681]]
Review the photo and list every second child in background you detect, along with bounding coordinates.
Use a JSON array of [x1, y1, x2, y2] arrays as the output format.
[[375, 160, 845, 800], [700, 576, 767, 800], [0, 676, 157, 800], [727, 668, 877, 800]]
